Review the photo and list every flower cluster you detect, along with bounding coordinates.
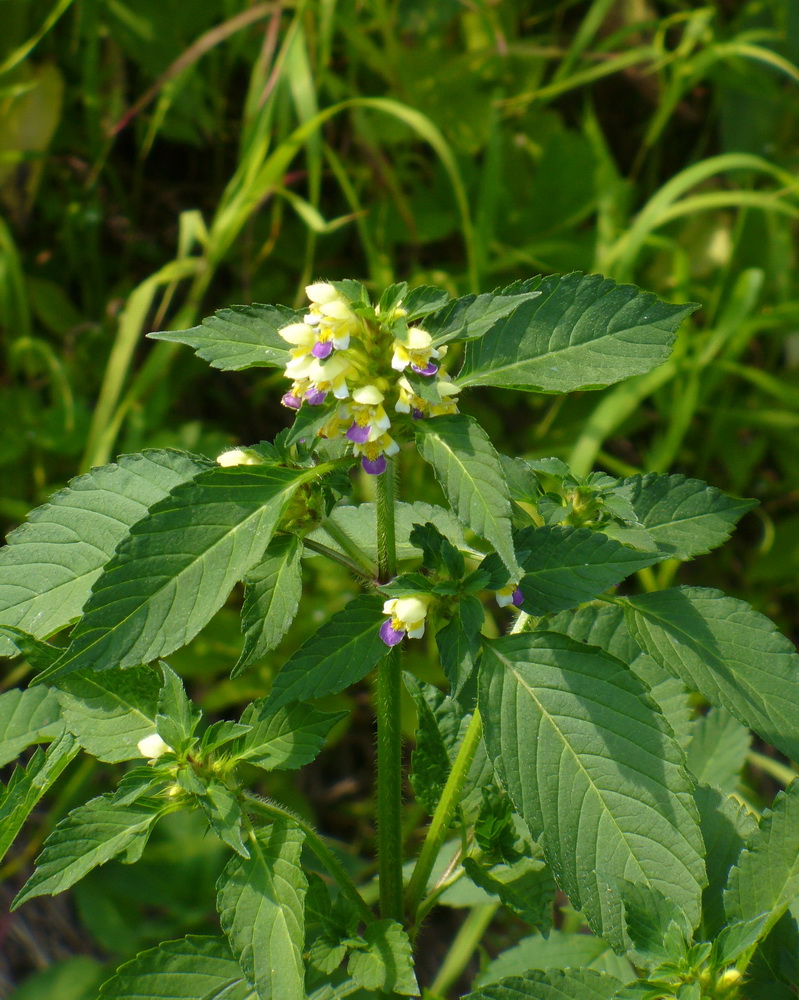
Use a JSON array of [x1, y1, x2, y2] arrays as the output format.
[[277, 283, 461, 474]]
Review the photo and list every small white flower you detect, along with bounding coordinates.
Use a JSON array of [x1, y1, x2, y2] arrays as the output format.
[[216, 448, 262, 467], [137, 733, 173, 761]]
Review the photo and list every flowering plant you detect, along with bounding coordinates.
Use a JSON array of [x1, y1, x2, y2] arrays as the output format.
[[1, 273, 798, 999]]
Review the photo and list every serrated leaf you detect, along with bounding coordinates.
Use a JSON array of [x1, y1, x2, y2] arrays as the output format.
[[264, 594, 386, 712], [623, 586, 799, 761], [0, 686, 63, 767], [685, 708, 750, 792], [347, 920, 419, 995], [96, 935, 255, 1000], [234, 700, 345, 770], [54, 665, 161, 763], [156, 662, 202, 753], [0, 626, 60, 669], [233, 534, 303, 677], [200, 780, 249, 858], [457, 272, 696, 393], [694, 784, 757, 939], [622, 473, 756, 561], [405, 674, 462, 815], [283, 396, 340, 448], [13, 793, 164, 907], [423, 287, 542, 346], [149, 302, 298, 370], [0, 733, 78, 864], [724, 779, 799, 943], [42, 464, 323, 682], [479, 632, 705, 949], [416, 414, 520, 577], [463, 855, 554, 929], [543, 604, 692, 746], [464, 967, 624, 1000], [621, 880, 691, 967], [515, 526, 656, 616], [0, 450, 211, 657], [217, 819, 307, 1000], [436, 594, 484, 705], [477, 930, 634, 987]]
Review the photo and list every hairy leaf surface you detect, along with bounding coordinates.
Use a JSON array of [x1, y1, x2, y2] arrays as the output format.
[[217, 820, 307, 1000], [347, 920, 419, 995], [264, 594, 386, 711], [0, 450, 210, 657], [464, 968, 624, 1000], [0, 686, 63, 767], [13, 793, 164, 907], [233, 533, 303, 677], [150, 303, 298, 370], [416, 414, 520, 577], [423, 287, 542, 346], [43, 465, 322, 680], [516, 526, 656, 615], [685, 708, 750, 792], [235, 700, 345, 770], [623, 472, 756, 560], [54, 665, 161, 763], [477, 930, 633, 986], [479, 632, 705, 948], [457, 272, 696, 393], [624, 586, 799, 761], [96, 935, 255, 1000]]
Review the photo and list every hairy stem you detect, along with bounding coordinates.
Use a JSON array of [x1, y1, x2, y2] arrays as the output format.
[[302, 535, 374, 581], [406, 708, 483, 923], [375, 461, 403, 923], [243, 792, 374, 925]]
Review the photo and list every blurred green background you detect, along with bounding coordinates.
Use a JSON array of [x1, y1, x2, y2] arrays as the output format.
[[1, 0, 799, 995]]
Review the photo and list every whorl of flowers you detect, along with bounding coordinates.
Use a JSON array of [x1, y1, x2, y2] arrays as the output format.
[[277, 283, 461, 475]]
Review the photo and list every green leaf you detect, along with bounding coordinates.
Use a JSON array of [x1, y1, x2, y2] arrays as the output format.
[[234, 700, 346, 771], [456, 272, 696, 393], [54, 665, 161, 763], [199, 779, 249, 858], [416, 414, 520, 578], [405, 674, 462, 815], [621, 880, 691, 967], [0, 450, 211, 657], [42, 464, 323, 682], [96, 935, 255, 1000], [283, 396, 340, 448], [622, 472, 756, 560], [685, 708, 751, 792], [463, 855, 554, 929], [543, 604, 692, 746], [436, 594, 484, 705], [0, 626, 60, 669], [347, 920, 419, 995], [217, 819, 307, 1000], [623, 586, 799, 761], [149, 302, 298, 370], [423, 287, 542, 346], [724, 779, 799, 943], [515, 526, 656, 616], [0, 686, 63, 767], [13, 793, 164, 907], [264, 594, 387, 712], [477, 930, 634, 986], [464, 968, 624, 1000], [694, 784, 757, 939], [233, 534, 304, 677], [479, 632, 705, 949], [156, 662, 202, 753], [0, 733, 79, 864]]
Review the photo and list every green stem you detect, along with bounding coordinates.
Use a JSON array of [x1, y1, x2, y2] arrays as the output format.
[[243, 792, 374, 925], [406, 709, 483, 923], [302, 536, 373, 581], [374, 461, 403, 923], [318, 515, 377, 578], [429, 903, 499, 998]]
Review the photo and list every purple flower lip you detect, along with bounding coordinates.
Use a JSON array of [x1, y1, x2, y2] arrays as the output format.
[[380, 619, 405, 646], [312, 340, 333, 359], [512, 587, 524, 607], [411, 361, 438, 376], [362, 455, 387, 475], [281, 392, 302, 410], [412, 408, 424, 421], [346, 423, 371, 444], [305, 388, 327, 405]]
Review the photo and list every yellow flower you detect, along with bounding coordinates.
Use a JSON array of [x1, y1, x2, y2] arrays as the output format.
[[216, 448, 263, 467], [391, 326, 439, 373], [380, 594, 432, 644]]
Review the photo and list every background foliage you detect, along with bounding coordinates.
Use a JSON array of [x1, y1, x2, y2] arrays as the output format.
[[1, 0, 798, 995]]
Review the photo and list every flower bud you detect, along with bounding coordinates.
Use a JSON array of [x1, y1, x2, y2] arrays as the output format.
[[137, 733, 173, 761]]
